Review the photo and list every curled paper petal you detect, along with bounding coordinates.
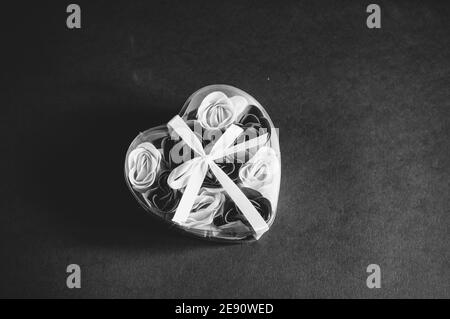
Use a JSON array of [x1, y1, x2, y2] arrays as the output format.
[[127, 142, 161, 192], [236, 105, 271, 147], [239, 146, 280, 205], [200, 91, 228, 107], [214, 188, 272, 230], [229, 95, 249, 118], [197, 91, 248, 130], [160, 135, 178, 168], [144, 170, 181, 214], [239, 146, 279, 190], [179, 188, 225, 231]]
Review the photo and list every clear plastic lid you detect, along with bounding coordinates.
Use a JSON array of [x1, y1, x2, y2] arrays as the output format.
[[124, 85, 280, 242]]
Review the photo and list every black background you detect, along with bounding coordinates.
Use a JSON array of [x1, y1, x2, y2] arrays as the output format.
[[1, 0, 449, 298]]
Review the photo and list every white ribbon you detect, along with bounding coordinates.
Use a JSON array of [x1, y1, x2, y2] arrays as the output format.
[[167, 115, 270, 237]]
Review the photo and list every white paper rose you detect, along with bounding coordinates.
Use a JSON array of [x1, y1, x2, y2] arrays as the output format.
[[239, 146, 279, 191], [197, 91, 248, 130], [127, 142, 162, 192], [180, 188, 225, 231]]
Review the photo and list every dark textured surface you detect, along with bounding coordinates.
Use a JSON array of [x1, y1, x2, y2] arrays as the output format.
[[1, 0, 449, 298]]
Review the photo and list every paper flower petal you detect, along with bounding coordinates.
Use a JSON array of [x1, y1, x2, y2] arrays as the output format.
[[213, 187, 272, 229], [167, 157, 202, 190], [197, 91, 237, 130], [144, 170, 181, 214], [127, 142, 161, 192], [179, 188, 225, 231], [199, 91, 229, 108], [229, 95, 248, 118]]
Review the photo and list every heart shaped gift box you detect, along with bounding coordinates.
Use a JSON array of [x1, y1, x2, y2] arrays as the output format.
[[125, 85, 280, 242]]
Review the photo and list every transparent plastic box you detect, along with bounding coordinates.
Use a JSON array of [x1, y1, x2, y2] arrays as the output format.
[[125, 85, 280, 242]]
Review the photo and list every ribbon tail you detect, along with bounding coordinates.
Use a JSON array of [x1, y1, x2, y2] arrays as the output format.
[[208, 161, 269, 238], [209, 124, 243, 155], [172, 161, 208, 224]]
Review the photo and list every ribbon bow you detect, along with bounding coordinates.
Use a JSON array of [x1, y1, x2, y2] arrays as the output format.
[[167, 115, 270, 237]]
